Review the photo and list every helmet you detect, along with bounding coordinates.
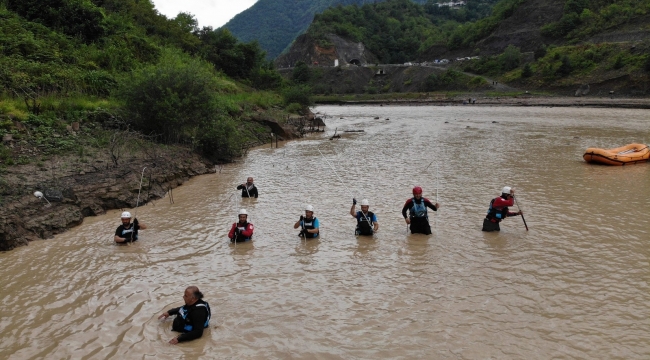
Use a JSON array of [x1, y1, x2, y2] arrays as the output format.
[[501, 186, 512, 194], [121, 211, 131, 218], [412, 186, 423, 195], [359, 199, 370, 206], [34, 191, 43, 198], [305, 205, 314, 212], [238, 209, 248, 215]]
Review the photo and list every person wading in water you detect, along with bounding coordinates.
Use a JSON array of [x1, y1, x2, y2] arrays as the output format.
[[350, 198, 379, 236], [294, 205, 319, 239], [158, 286, 211, 344], [482, 186, 522, 232], [114, 211, 147, 243], [402, 186, 439, 235], [237, 177, 258, 198], [228, 209, 254, 242]]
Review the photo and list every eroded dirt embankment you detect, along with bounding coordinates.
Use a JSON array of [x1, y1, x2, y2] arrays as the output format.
[[0, 146, 214, 251]]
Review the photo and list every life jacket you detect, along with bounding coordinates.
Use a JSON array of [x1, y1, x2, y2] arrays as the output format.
[[233, 222, 252, 242], [241, 184, 256, 197], [121, 224, 138, 242], [301, 217, 318, 238], [179, 301, 211, 332], [356, 211, 375, 236], [409, 198, 427, 218], [486, 198, 509, 222]]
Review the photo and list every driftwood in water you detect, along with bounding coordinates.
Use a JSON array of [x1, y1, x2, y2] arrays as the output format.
[[329, 127, 340, 140], [343, 130, 365, 133]]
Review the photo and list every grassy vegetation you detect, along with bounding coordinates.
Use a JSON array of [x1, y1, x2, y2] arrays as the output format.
[[0, 0, 311, 167], [498, 43, 650, 88]]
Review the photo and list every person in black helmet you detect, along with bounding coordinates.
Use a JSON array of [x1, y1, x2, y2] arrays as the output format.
[[158, 286, 211, 344], [482, 186, 522, 232]]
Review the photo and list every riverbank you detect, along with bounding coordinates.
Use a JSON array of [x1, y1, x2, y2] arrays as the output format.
[[315, 94, 650, 109], [0, 110, 319, 251], [0, 145, 214, 251]]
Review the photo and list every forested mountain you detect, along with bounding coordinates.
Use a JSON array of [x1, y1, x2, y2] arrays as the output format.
[[281, 0, 650, 96], [307, 0, 504, 63], [224, 0, 435, 59]]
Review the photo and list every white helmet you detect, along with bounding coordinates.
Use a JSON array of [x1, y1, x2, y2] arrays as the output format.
[[359, 199, 370, 206], [238, 209, 248, 215], [121, 211, 131, 218], [305, 205, 314, 212], [34, 191, 44, 198], [501, 186, 512, 194]]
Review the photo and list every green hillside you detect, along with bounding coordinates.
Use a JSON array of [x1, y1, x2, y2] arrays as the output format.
[[224, 0, 442, 59], [307, 0, 504, 63], [0, 0, 303, 168], [287, 0, 650, 95]]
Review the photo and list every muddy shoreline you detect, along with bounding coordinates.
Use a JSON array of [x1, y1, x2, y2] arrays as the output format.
[[316, 95, 650, 109], [0, 146, 214, 251]]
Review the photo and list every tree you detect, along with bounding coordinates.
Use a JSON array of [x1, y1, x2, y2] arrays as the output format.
[[292, 61, 311, 84], [557, 55, 573, 76], [116, 49, 231, 142], [521, 63, 533, 78], [534, 45, 547, 60], [501, 44, 521, 71]]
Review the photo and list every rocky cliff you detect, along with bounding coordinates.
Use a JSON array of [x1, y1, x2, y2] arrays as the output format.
[[275, 34, 379, 68]]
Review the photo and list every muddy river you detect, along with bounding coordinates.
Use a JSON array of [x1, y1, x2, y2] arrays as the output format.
[[1, 105, 648, 359]]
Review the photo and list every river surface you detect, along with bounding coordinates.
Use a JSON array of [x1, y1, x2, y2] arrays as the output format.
[[1, 105, 649, 359]]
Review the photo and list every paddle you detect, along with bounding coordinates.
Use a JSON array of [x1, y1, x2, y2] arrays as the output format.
[[513, 194, 528, 231]]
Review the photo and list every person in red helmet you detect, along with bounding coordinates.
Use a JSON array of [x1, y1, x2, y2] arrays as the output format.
[[401, 186, 439, 235]]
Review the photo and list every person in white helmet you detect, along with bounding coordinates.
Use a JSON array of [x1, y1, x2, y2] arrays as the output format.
[[294, 205, 319, 239], [482, 186, 522, 232], [114, 211, 147, 243], [229, 209, 254, 242], [350, 198, 379, 236]]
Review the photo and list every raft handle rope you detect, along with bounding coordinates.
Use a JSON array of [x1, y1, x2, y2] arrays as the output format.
[[513, 194, 528, 231], [134, 167, 146, 220]]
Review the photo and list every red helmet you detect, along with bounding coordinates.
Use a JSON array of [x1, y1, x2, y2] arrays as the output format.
[[412, 186, 423, 195]]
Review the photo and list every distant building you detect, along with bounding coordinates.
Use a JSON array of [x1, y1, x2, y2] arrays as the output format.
[[437, 1, 466, 8]]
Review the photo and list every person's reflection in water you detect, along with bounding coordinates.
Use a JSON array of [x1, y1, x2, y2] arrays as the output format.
[[295, 238, 320, 259], [354, 236, 378, 258]]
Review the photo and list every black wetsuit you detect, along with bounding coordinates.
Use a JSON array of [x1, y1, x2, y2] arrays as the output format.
[[168, 300, 211, 342], [237, 183, 258, 198], [115, 220, 140, 242], [401, 197, 437, 235]]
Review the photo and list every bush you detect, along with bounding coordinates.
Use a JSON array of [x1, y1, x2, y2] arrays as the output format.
[[521, 63, 533, 78], [501, 45, 521, 71], [116, 48, 242, 159], [281, 85, 312, 107], [292, 61, 311, 84], [613, 55, 624, 70], [557, 55, 573, 76]]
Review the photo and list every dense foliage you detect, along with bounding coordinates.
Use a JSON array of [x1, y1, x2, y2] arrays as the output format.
[[540, 0, 650, 41], [306, 0, 506, 63], [0, 0, 297, 164]]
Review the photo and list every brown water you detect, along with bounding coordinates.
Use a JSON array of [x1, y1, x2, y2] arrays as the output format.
[[1, 105, 649, 359]]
